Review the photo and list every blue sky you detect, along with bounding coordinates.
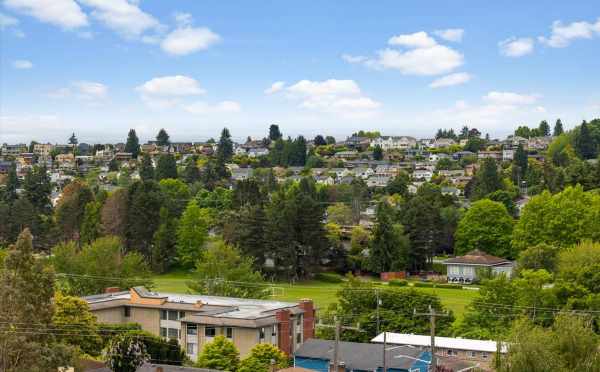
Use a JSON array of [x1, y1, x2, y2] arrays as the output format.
[[1, 0, 599, 144]]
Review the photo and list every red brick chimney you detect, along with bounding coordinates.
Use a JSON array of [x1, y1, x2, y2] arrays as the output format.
[[276, 309, 292, 355], [105, 287, 120, 293], [299, 299, 315, 341]]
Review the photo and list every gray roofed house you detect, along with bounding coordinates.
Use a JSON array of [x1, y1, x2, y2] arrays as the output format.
[[443, 250, 514, 283]]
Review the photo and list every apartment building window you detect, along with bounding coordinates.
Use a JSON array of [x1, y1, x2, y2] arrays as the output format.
[[482, 352, 489, 359], [296, 332, 302, 344], [123, 306, 130, 317], [469, 351, 478, 358], [205, 327, 216, 338], [271, 325, 278, 344], [160, 327, 167, 338], [179, 311, 186, 319], [187, 324, 197, 336], [168, 310, 179, 321], [186, 343, 197, 355], [226, 327, 233, 339], [160, 310, 167, 320], [259, 327, 265, 342], [167, 328, 179, 339]]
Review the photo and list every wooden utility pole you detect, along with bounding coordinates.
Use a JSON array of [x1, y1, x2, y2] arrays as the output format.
[[382, 331, 387, 372], [414, 305, 449, 371], [376, 288, 381, 335], [317, 317, 363, 372]]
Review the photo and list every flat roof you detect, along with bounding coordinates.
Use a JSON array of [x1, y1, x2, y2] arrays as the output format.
[[372, 332, 508, 353]]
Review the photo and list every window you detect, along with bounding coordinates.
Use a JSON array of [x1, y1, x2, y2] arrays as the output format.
[[205, 327, 216, 338], [167, 328, 179, 339], [259, 328, 265, 340], [482, 352, 489, 359], [296, 315, 302, 326], [271, 326, 277, 337], [168, 310, 178, 321], [179, 311, 186, 319], [296, 332, 302, 344], [186, 343, 197, 355], [160, 327, 167, 338], [469, 351, 477, 358], [160, 310, 167, 320], [226, 327, 233, 339], [123, 307, 130, 317], [447, 349, 455, 356], [187, 324, 197, 336]]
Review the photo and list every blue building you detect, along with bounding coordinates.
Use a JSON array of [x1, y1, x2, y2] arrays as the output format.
[[294, 339, 473, 372]]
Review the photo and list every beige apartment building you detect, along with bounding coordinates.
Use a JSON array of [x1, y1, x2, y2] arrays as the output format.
[[85, 287, 315, 360]]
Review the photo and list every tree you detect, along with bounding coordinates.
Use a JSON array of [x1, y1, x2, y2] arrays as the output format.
[[0, 229, 74, 371], [155, 154, 177, 180], [268, 124, 282, 141], [2, 162, 18, 204], [127, 181, 163, 257], [159, 178, 190, 217], [473, 158, 503, 199], [553, 119, 564, 136], [55, 180, 94, 241], [155, 128, 170, 146], [326, 135, 336, 145], [513, 144, 528, 183], [238, 343, 288, 372], [402, 192, 443, 271], [517, 243, 558, 272], [225, 205, 268, 266], [68, 132, 78, 145], [196, 336, 240, 371], [183, 159, 201, 184], [105, 333, 148, 372], [151, 207, 177, 273], [101, 188, 129, 239], [368, 202, 410, 273], [538, 120, 551, 137], [188, 240, 267, 298], [217, 127, 234, 163], [139, 154, 154, 181], [80, 201, 102, 245], [487, 190, 516, 216], [386, 172, 409, 197], [574, 120, 597, 159], [22, 165, 52, 214], [176, 200, 210, 267], [455, 199, 514, 258], [124, 129, 140, 158], [373, 145, 384, 160], [53, 293, 102, 356], [52, 236, 152, 296], [326, 203, 353, 225], [314, 134, 327, 146]]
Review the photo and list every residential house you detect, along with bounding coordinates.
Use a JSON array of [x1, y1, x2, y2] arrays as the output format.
[[438, 169, 464, 178], [329, 168, 350, 179], [477, 151, 502, 161], [334, 150, 359, 160], [452, 151, 475, 160], [345, 136, 371, 151], [0, 161, 12, 174], [1, 143, 27, 156], [429, 153, 450, 163], [314, 175, 334, 185], [370, 136, 417, 151], [527, 136, 553, 151], [295, 338, 474, 372], [443, 250, 514, 283], [33, 143, 54, 158], [372, 332, 505, 369], [375, 164, 401, 177], [231, 168, 254, 181], [114, 152, 133, 162], [412, 168, 433, 182], [352, 167, 374, 179], [441, 186, 461, 197], [85, 286, 315, 361], [431, 138, 456, 148], [56, 153, 75, 169], [366, 175, 390, 188]]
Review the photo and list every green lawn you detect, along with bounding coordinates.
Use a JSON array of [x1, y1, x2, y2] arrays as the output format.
[[152, 272, 477, 320]]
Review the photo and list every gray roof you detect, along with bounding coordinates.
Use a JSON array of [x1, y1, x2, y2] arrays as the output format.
[[86, 363, 221, 372]]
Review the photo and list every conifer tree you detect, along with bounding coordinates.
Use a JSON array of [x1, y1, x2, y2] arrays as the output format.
[[155, 128, 170, 146], [125, 129, 140, 158]]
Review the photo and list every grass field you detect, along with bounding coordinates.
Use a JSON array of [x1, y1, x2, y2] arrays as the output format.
[[152, 272, 478, 320]]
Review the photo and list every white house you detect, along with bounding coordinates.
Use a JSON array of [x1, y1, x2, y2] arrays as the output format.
[[412, 169, 433, 181], [371, 136, 417, 150], [443, 250, 514, 284]]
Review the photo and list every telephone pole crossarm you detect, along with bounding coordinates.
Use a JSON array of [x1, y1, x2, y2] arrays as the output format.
[[413, 305, 449, 371]]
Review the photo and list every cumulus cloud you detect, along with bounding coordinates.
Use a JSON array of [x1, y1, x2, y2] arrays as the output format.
[[344, 31, 464, 76], [539, 18, 600, 47], [499, 37, 534, 57], [272, 79, 381, 118], [434, 28, 464, 42], [13, 59, 33, 69], [49, 81, 108, 101], [136, 75, 205, 96], [161, 26, 220, 55], [429, 72, 471, 88], [4, 0, 88, 29], [183, 100, 241, 115], [173, 11, 193, 27], [78, 0, 161, 38], [264, 81, 286, 95]]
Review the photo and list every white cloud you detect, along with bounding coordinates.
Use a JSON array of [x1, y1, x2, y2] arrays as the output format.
[[535, 106, 547, 113], [483, 91, 539, 105], [4, 0, 88, 29], [136, 75, 205, 96], [183, 100, 241, 115], [12, 59, 33, 69], [264, 81, 286, 95], [429, 72, 471, 88], [341, 54, 368, 64], [388, 31, 437, 48], [434, 28, 464, 42], [173, 11, 192, 27], [499, 37, 534, 57], [72, 81, 108, 99], [0, 12, 19, 28], [78, 0, 160, 38], [539, 18, 600, 47], [375, 45, 464, 75], [280, 79, 381, 118], [160, 26, 220, 56]]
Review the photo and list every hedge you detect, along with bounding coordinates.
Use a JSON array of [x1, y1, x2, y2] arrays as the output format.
[[388, 279, 408, 287]]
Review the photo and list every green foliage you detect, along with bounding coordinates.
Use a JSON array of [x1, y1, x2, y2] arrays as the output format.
[[368, 201, 410, 273], [373, 145, 383, 160], [80, 201, 102, 245], [105, 333, 149, 372], [101, 188, 129, 239], [22, 165, 52, 214], [455, 199, 514, 258], [155, 154, 178, 180], [188, 240, 267, 298], [176, 199, 210, 267], [315, 272, 344, 283], [139, 154, 154, 181], [553, 119, 564, 137], [196, 335, 240, 372], [512, 186, 600, 252], [159, 178, 190, 217], [151, 207, 178, 273], [388, 279, 408, 287], [55, 179, 94, 240], [53, 292, 102, 356], [269, 124, 282, 141], [517, 243, 558, 273], [386, 172, 409, 197], [125, 129, 140, 158], [122, 329, 186, 366], [127, 180, 164, 257], [52, 236, 153, 296], [155, 128, 170, 146], [574, 120, 598, 159], [326, 202, 353, 225], [238, 343, 288, 372], [472, 158, 503, 199], [1, 162, 18, 204]]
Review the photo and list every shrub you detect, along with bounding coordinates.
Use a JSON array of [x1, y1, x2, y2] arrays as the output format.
[[315, 272, 344, 283], [413, 282, 435, 288], [412, 282, 463, 290], [388, 279, 408, 287], [432, 262, 447, 275]]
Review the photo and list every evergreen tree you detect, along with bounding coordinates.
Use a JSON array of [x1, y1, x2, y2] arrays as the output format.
[[22, 165, 52, 214], [574, 120, 597, 159], [553, 119, 564, 136], [403, 195, 442, 270], [155, 154, 177, 180], [55, 180, 94, 241], [373, 145, 384, 160], [473, 158, 503, 199], [0, 229, 74, 371], [289, 136, 307, 166], [268, 124, 282, 141], [183, 158, 201, 184], [80, 201, 102, 245], [108, 158, 119, 172], [2, 162, 18, 204], [227, 205, 268, 266], [151, 207, 177, 273], [314, 134, 326, 146], [139, 154, 154, 181], [126, 181, 163, 257], [176, 200, 210, 267], [124, 129, 140, 158], [326, 135, 336, 145], [216, 128, 234, 177], [538, 120, 550, 136], [368, 202, 410, 273], [68, 132, 78, 145], [513, 144, 528, 183], [155, 128, 170, 146]]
